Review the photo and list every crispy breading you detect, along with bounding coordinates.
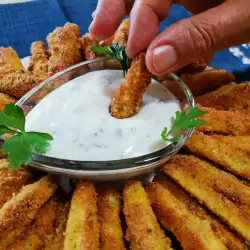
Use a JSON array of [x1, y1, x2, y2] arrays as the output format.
[[147, 175, 247, 250], [0, 92, 16, 110], [123, 180, 172, 250], [185, 131, 250, 180], [98, 186, 126, 250], [63, 181, 100, 250], [81, 33, 99, 60], [44, 201, 69, 250], [164, 69, 235, 99], [0, 175, 57, 248], [28, 41, 49, 81], [0, 159, 33, 209], [0, 71, 39, 99], [176, 58, 208, 75], [196, 83, 250, 111], [164, 155, 250, 242], [47, 22, 83, 76], [0, 47, 24, 75], [7, 197, 58, 250], [196, 105, 250, 135], [113, 18, 129, 46], [110, 53, 151, 119]]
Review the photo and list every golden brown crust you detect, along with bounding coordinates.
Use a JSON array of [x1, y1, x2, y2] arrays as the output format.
[[47, 22, 83, 76], [196, 105, 250, 136], [0, 47, 24, 75], [109, 53, 151, 119], [123, 180, 172, 250], [7, 197, 58, 250], [0, 71, 39, 99], [98, 186, 126, 250], [63, 181, 100, 250], [147, 175, 247, 250], [44, 201, 69, 250], [113, 18, 129, 46], [0, 159, 33, 209], [81, 33, 99, 60], [0, 175, 57, 248], [0, 92, 16, 110], [164, 69, 235, 100], [185, 131, 250, 180], [196, 83, 250, 111], [28, 41, 49, 81], [164, 155, 250, 242]]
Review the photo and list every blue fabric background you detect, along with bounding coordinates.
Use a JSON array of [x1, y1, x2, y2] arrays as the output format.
[[0, 0, 249, 81]]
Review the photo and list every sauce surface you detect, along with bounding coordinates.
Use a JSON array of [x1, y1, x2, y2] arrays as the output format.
[[25, 70, 181, 161]]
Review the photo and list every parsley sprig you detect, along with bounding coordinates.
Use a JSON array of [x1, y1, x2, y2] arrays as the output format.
[[91, 43, 129, 77], [161, 106, 208, 143], [0, 103, 53, 170]]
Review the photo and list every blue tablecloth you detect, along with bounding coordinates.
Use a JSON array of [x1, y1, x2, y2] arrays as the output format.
[[0, 0, 249, 82]]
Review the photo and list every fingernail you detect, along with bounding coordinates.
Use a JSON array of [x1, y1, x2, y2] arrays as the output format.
[[153, 45, 178, 73], [92, 10, 96, 18]]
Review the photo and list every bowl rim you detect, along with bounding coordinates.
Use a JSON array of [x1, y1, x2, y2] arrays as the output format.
[[12, 56, 195, 172]]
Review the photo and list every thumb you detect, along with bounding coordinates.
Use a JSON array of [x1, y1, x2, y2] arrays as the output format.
[[146, 0, 250, 75]]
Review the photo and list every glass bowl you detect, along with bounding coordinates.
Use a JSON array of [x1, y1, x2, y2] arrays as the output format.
[[12, 57, 195, 181]]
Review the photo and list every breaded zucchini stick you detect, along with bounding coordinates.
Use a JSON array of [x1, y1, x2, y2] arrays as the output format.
[[196, 83, 250, 111], [0, 159, 33, 209], [123, 181, 172, 250], [0, 47, 24, 75], [0, 92, 16, 110], [28, 41, 49, 81], [0, 71, 39, 99], [164, 155, 250, 242], [98, 186, 126, 250], [185, 131, 250, 180], [0, 175, 57, 248], [147, 176, 248, 250], [196, 105, 250, 135], [110, 53, 151, 119], [7, 197, 58, 250], [64, 181, 100, 250], [113, 18, 129, 46], [81, 33, 99, 60], [47, 22, 83, 76]]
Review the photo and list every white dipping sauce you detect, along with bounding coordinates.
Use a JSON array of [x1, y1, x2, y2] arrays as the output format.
[[25, 70, 181, 161]]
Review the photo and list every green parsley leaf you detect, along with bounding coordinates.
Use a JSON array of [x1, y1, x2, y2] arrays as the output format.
[[161, 106, 208, 143], [0, 103, 53, 170], [91, 43, 129, 77], [0, 103, 25, 132]]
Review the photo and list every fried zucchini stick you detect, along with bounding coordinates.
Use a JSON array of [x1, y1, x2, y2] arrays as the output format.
[[81, 33, 99, 60], [98, 186, 126, 250], [110, 53, 151, 119], [0, 71, 39, 99], [185, 131, 250, 180], [0, 175, 57, 248], [47, 22, 83, 76], [7, 197, 58, 250], [123, 181, 172, 250], [64, 181, 100, 250], [44, 201, 69, 250], [113, 18, 129, 46], [164, 155, 250, 242], [0, 47, 24, 75], [0, 159, 33, 209], [196, 105, 250, 135], [147, 176, 248, 250], [28, 41, 49, 81], [0, 93, 16, 110], [196, 83, 250, 111]]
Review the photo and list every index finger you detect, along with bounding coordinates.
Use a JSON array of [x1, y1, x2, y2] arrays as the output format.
[[89, 0, 126, 40]]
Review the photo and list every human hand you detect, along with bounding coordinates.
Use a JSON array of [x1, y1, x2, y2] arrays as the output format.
[[89, 0, 250, 75]]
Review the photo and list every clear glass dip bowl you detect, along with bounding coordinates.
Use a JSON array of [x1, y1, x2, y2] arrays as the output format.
[[12, 57, 195, 181]]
